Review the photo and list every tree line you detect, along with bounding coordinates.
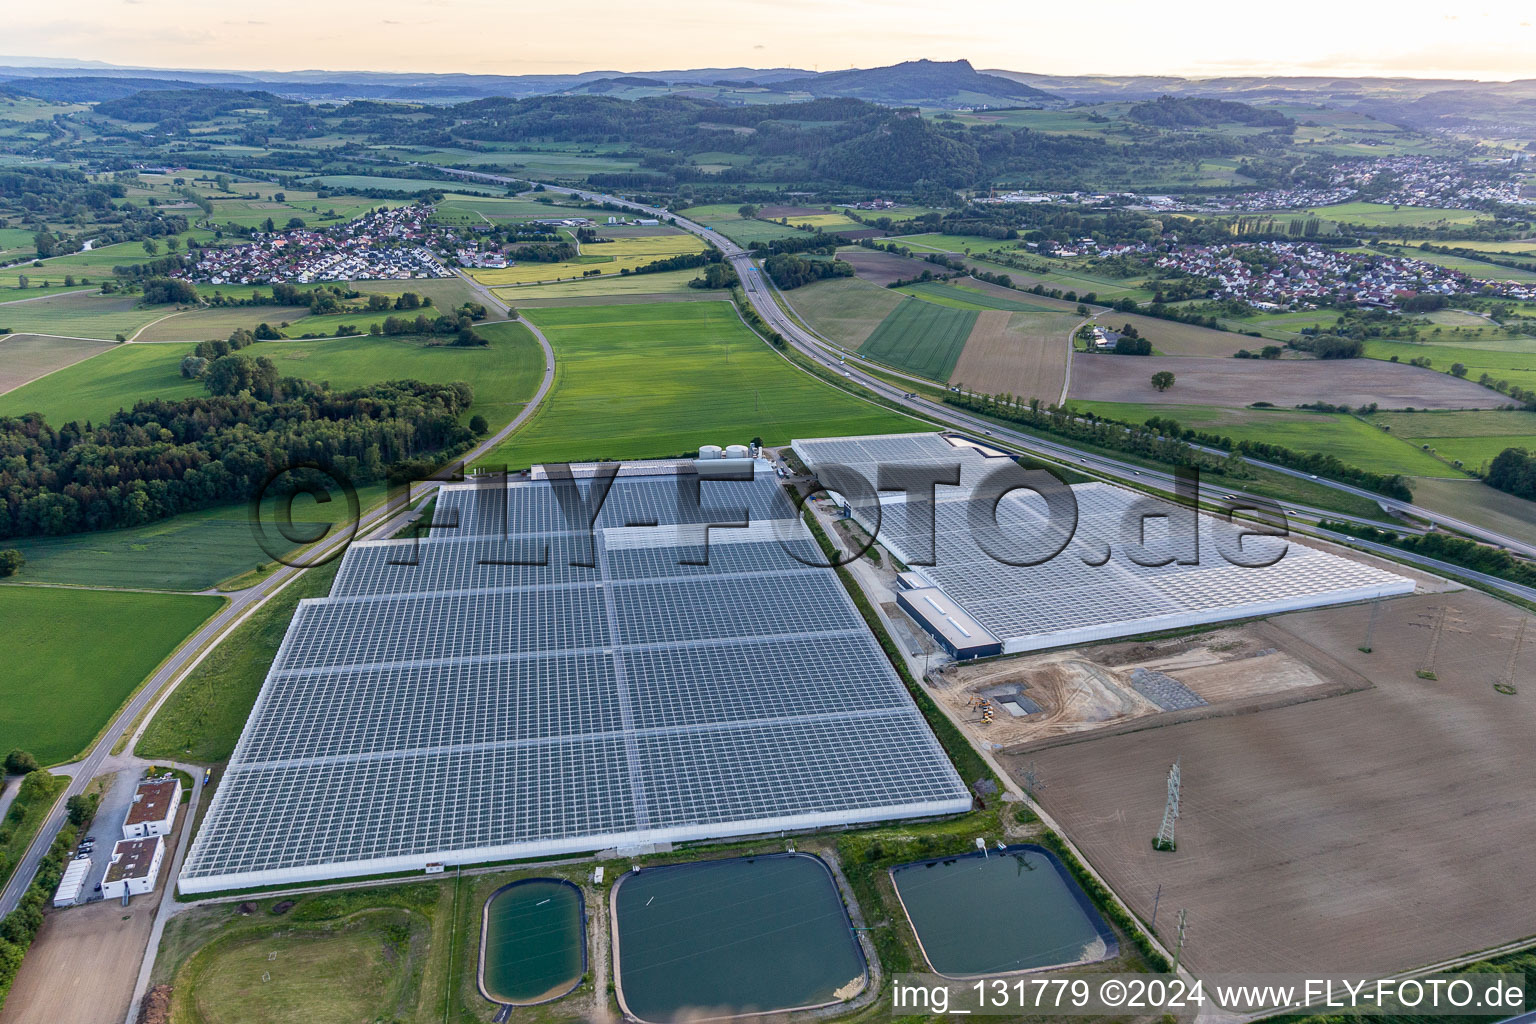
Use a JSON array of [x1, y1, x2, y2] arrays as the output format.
[[0, 378, 476, 540]]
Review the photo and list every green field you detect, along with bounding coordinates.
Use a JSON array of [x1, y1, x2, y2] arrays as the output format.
[[0, 320, 543, 430], [0, 586, 222, 763], [675, 205, 805, 246], [0, 291, 175, 340], [1362, 338, 1536, 392], [483, 301, 917, 468], [306, 174, 493, 194], [138, 559, 339, 763], [7, 483, 385, 592], [0, 241, 167, 300], [778, 276, 905, 349], [137, 305, 315, 342], [1376, 245, 1536, 283], [1291, 202, 1493, 229], [896, 280, 1053, 312], [857, 298, 978, 381], [1064, 401, 1460, 478], [496, 267, 705, 300]]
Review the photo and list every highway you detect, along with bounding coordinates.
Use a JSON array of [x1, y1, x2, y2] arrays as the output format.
[[0, 308, 556, 920], [488, 174, 1536, 601]]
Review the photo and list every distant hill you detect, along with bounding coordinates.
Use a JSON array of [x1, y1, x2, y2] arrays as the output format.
[[1127, 95, 1294, 129], [767, 59, 1060, 108]]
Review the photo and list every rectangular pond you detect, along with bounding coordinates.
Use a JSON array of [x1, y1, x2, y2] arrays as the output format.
[[613, 853, 867, 1022], [890, 844, 1116, 977], [479, 878, 586, 1006]]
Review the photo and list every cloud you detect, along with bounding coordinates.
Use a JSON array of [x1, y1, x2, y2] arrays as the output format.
[[753, 44, 764, 49]]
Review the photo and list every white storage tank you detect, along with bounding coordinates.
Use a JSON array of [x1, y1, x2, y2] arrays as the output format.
[[698, 444, 724, 460], [724, 444, 750, 459]]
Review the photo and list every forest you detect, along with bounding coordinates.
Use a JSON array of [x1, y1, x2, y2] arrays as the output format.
[[0, 378, 475, 539]]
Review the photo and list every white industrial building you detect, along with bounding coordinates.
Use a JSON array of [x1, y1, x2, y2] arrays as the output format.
[[792, 433, 1417, 655], [102, 836, 164, 899], [122, 777, 181, 839], [179, 456, 970, 894], [53, 857, 91, 907]]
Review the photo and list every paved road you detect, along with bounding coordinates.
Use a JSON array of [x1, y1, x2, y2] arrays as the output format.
[[488, 175, 1536, 600], [0, 303, 557, 921]]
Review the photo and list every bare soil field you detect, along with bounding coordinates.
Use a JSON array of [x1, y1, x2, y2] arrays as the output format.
[[838, 248, 938, 287], [937, 622, 1352, 751], [133, 305, 314, 342], [0, 333, 112, 393], [1010, 589, 1536, 976], [1099, 312, 1254, 357], [949, 309, 1077, 402], [1069, 355, 1507, 409], [781, 275, 904, 348]]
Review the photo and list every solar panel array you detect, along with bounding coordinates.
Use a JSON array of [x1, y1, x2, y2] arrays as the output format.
[[792, 433, 1416, 653], [181, 461, 970, 893]]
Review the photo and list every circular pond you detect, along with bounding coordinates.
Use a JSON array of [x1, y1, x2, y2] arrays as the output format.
[[890, 844, 1116, 977], [479, 878, 585, 1005]]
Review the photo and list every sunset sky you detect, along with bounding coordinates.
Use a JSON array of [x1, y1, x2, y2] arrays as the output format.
[[8, 0, 1536, 80]]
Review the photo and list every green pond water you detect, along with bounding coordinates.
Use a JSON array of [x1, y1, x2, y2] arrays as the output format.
[[481, 879, 584, 1005], [614, 854, 867, 1022], [891, 846, 1113, 976]]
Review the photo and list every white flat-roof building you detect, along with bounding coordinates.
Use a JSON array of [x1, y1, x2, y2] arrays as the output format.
[[122, 777, 181, 839], [53, 857, 91, 907], [793, 432, 1417, 655], [103, 836, 164, 900]]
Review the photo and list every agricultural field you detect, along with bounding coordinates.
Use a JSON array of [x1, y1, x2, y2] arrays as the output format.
[[949, 310, 1079, 403], [1065, 401, 1459, 478], [675, 204, 805, 246], [0, 333, 112, 393], [305, 174, 496, 194], [0, 320, 543, 434], [1370, 408, 1536, 472], [431, 193, 599, 226], [1407, 476, 1536, 549], [1284, 201, 1494, 229], [346, 276, 477, 308], [0, 241, 163, 300], [0, 585, 221, 763], [470, 232, 706, 286], [1020, 590, 1536, 975], [1362, 337, 1536, 392], [6, 483, 385, 592], [1393, 239, 1536, 256], [757, 207, 863, 232], [895, 280, 1052, 312], [889, 232, 1015, 256], [1373, 245, 1536, 283], [135, 305, 314, 342], [1068, 353, 1509, 410], [1097, 312, 1255, 357], [857, 298, 978, 381], [498, 267, 707, 303], [0, 291, 173, 341], [778, 275, 904, 348], [483, 301, 919, 468], [835, 246, 942, 287]]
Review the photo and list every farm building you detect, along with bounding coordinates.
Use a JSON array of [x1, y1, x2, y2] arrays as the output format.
[[102, 836, 164, 899], [122, 777, 181, 839], [792, 432, 1416, 654], [179, 457, 970, 894]]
